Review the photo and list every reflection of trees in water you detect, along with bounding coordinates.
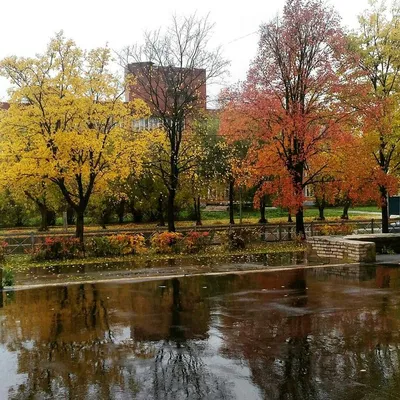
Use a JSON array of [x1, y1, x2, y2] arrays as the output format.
[[4, 268, 400, 399], [1, 284, 140, 399], [139, 279, 232, 399], [216, 271, 400, 400], [0, 277, 232, 399], [150, 341, 231, 400]]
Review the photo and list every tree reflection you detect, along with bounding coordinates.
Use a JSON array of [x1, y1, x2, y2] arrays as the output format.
[[1, 284, 139, 399], [142, 278, 232, 399], [0, 277, 232, 399], [216, 268, 400, 400], [3, 267, 400, 399]]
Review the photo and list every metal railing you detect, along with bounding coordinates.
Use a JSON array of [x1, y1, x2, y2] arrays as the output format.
[[0, 218, 386, 255]]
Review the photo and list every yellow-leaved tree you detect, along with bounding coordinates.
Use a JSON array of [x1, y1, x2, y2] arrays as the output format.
[[0, 32, 149, 242], [0, 174, 62, 231]]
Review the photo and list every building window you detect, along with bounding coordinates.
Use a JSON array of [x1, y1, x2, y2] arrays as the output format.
[[133, 117, 162, 131]]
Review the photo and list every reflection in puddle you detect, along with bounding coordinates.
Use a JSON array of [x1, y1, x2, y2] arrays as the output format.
[[2, 265, 400, 399], [12, 251, 335, 287]]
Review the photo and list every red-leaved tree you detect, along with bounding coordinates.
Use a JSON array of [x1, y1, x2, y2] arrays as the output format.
[[221, 0, 357, 237]]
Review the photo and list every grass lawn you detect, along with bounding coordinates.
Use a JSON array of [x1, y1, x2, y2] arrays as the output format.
[[179, 206, 381, 225], [0, 206, 382, 235]]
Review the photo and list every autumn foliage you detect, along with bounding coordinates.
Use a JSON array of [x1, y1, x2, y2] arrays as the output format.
[[220, 0, 357, 236], [0, 33, 149, 242], [1, 2, 400, 239]]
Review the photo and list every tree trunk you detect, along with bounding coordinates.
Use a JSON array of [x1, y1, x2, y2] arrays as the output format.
[[158, 194, 165, 226], [196, 196, 202, 226], [166, 145, 179, 232], [341, 201, 350, 220], [193, 196, 198, 222], [295, 208, 306, 239], [132, 209, 143, 223], [148, 211, 158, 222], [116, 200, 125, 224], [315, 195, 326, 220], [99, 208, 111, 229], [259, 196, 267, 224], [24, 191, 55, 231], [52, 174, 95, 248], [229, 178, 235, 225], [167, 188, 176, 232], [129, 200, 135, 222], [76, 210, 84, 244], [38, 204, 49, 231], [318, 205, 325, 220], [293, 163, 305, 237], [381, 186, 389, 233], [128, 199, 143, 223], [288, 213, 293, 223], [14, 207, 24, 227], [24, 191, 49, 231], [67, 207, 75, 225], [47, 210, 56, 226]]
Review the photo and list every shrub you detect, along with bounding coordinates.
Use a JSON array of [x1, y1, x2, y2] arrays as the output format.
[[2, 268, 14, 287], [87, 234, 146, 257], [184, 231, 212, 253], [150, 232, 184, 253], [381, 245, 396, 255], [227, 231, 246, 250], [86, 236, 112, 257], [235, 227, 263, 243], [108, 234, 146, 256], [218, 230, 246, 250], [315, 224, 354, 236], [0, 241, 8, 262], [220, 227, 269, 250], [29, 237, 82, 260]]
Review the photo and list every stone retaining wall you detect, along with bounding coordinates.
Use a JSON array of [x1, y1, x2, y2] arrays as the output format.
[[307, 236, 376, 263], [344, 233, 400, 253]]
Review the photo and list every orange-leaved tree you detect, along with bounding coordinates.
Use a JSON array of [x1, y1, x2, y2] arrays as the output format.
[[349, 1, 400, 231], [329, 128, 398, 219], [221, 0, 355, 237]]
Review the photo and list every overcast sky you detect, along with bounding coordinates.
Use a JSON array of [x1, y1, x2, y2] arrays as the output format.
[[0, 0, 369, 103]]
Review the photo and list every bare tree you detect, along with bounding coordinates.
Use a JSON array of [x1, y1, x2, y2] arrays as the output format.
[[120, 14, 229, 231]]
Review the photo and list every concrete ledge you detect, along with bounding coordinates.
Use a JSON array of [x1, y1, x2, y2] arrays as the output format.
[[308, 236, 376, 262], [344, 233, 400, 254]]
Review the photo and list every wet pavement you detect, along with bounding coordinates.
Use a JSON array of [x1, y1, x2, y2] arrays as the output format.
[[11, 251, 333, 288], [1, 263, 400, 399], [376, 253, 400, 264]]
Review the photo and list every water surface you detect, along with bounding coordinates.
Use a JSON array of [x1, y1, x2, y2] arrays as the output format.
[[13, 251, 327, 287], [1, 264, 400, 399]]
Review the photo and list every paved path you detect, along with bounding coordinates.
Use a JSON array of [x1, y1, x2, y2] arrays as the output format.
[[376, 254, 400, 264], [349, 210, 400, 217], [349, 211, 381, 215]]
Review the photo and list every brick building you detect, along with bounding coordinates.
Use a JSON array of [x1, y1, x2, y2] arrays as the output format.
[[125, 62, 207, 131]]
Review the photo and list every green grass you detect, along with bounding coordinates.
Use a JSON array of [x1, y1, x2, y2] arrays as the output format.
[[186, 206, 381, 224], [304, 206, 380, 218], [0, 206, 382, 235]]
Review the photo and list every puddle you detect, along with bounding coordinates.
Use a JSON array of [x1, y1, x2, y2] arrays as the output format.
[[11, 251, 334, 287], [0, 265, 399, 399]]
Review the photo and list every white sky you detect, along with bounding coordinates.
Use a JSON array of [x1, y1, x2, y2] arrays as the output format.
[[0, 0, 369, 103]]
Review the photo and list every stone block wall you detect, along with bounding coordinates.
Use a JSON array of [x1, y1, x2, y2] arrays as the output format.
[[307, 236, 376, 263], [344, 233, 400, 253]]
